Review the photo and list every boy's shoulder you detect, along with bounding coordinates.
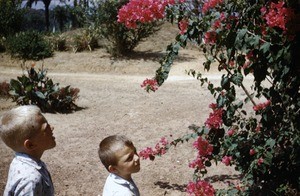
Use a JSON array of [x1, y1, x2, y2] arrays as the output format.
[[102, 173, 139, 196], [9, 153, 45, 178]]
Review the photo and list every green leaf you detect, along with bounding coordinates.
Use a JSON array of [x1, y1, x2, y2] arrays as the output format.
[[265, 138, 275, 148], [261, 42, 270, 54], [231, 72, 243, 86], [35, 91, 46, 99], [10, 79, 22, 93], [221, 75, 230, 90], [217, 94, 226, 107], [25, 84, 33, 92], [17, 75, 29, 84], [237, 29, 247, 40]]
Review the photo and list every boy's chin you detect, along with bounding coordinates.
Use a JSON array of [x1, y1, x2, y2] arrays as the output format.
[[49, 141, 56, 149], [134, 166, 141, 173]]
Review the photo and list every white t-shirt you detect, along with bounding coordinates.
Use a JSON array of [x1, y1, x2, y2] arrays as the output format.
[[102, 173, 140, 196]]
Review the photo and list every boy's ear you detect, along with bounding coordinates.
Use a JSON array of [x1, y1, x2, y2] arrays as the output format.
[[24, 139, 35, 151], [108, 165, 117, 174]]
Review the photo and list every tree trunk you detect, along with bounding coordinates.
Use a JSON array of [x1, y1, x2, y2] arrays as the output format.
[[43, 0, 51, 31]]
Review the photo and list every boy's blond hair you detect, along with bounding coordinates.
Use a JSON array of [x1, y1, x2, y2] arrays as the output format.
[[98, 135, 134, 170], [0, 105, 42, 151]]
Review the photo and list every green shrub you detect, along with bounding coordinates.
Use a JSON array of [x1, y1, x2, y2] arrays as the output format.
[[9, 63, 80, 113], [70, 27, 100, 52], [0, 37, 6, 53], [91, 0, 161, 56], [0, 0, 24, 37], [46, 33, 67, 51], [6, 30, 53, 61]]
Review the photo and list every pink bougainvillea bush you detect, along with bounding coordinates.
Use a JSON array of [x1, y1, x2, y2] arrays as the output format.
[[119, 0, 299, 195]]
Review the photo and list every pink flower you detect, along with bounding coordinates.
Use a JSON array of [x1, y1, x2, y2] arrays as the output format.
[[209, 103, 217, 110], [139, 137, 169, 160], [139, 147, 155, 160], [257, 157, 264, 166], [205, 104, 223, 129], [255, 124, 261, 133], [227, 129, 235, 136], [193, 137, 213, 157], [186, 180, 215, 196], [222, 156, 232, 166], [253, 100, 271, 111], [249, 149, 256, 156], [243, 61, 251, 70], [141, 78, 159, 92], [260, 7, 267, 15], [189, 156, 205, 170], [204, 31, 217, 44], [213, 19, 221, 29], [179, 19, 189, 35], [246, 50, 254, 60], [229, 60, 235, 67], [202, 0, 223, 14], [261, 1, 295, 32], [118, 0, 185, 28]]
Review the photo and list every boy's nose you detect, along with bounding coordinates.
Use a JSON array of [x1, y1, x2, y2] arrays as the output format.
[[134, 154, 139, 161]]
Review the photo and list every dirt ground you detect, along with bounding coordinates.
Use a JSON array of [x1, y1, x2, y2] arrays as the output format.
[[0, 23, 244, 195]]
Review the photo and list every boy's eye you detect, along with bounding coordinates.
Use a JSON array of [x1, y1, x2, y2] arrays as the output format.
[[127, 155, 134, 162]]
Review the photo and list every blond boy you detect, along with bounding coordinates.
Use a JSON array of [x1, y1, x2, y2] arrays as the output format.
[[98, 135, 140, 196], [0, 105, 56, 196]]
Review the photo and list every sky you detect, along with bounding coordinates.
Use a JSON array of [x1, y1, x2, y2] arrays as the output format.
[[21, 0, 74, 10]]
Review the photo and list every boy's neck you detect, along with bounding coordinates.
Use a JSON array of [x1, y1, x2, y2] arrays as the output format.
[[18, 150, 43, 161], [113, 173, 132, 181]]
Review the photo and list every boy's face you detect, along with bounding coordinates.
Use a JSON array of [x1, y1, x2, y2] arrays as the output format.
[[112, 144, 140, 181], [30, 114, 56, 152]]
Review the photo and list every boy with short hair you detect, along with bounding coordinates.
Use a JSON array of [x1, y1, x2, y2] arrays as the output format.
[[0, 105, 56, 196], [98, 135, 140, 196]]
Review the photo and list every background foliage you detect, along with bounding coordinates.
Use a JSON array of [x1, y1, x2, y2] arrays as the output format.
[[6, 30, 53, 61], [0, 0, 24, 38], [90, 0, 162, 56]]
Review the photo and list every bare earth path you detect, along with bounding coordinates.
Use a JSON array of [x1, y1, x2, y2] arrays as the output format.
[[0, 24, 248, 195]]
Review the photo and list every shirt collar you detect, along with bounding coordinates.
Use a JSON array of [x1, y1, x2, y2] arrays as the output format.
[[109, 173, 132, 185], [15, 152, 43, 170]]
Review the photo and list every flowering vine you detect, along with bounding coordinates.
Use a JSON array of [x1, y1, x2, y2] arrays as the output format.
[[118, 0, 299, 195]]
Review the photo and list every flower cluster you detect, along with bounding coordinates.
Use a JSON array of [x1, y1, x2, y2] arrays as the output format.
[[189, 136, 213, 171], [179, 19, 189, 35], [257, 157, 264, 166], [261, 1, 294, 32], [202, 0, 223, 14], [139, 137, 169, 160], [222, 155, 232, 166], [118, 0, 185, 28], [205, 103, 223, 129], [227, 128, 235, 136], [204, 31, 217, 44], [193, 136, 213, 157], [249, 149, 256, 156], [186, 180, 215, 196], [140, 78, 159, 92], [188, 155, 205, 170], [253, 100, 271, 111]]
